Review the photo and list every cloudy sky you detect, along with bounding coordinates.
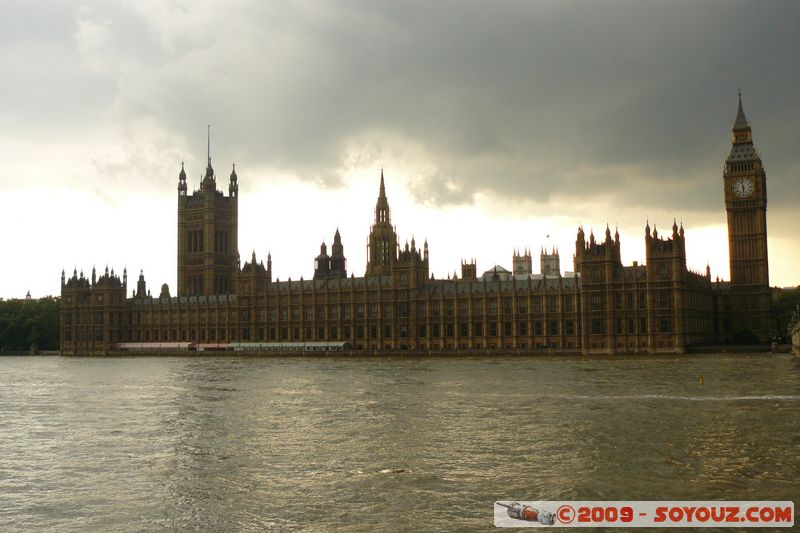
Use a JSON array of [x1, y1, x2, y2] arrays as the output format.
[[2, 0, 799, 298]]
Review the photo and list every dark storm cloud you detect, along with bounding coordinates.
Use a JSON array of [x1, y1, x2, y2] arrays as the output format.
[[2, 0, 798, 213]]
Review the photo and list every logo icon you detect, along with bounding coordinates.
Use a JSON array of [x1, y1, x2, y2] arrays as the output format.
[[496, 502, 556, 525]]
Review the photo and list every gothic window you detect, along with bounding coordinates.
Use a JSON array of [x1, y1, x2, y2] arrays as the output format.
[[380, 240, 389, 263], [659, 290, 670, 308]]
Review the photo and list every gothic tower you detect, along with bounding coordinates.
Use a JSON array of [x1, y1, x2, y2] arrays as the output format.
[[177, 128, 239, 296], [540, 247, 561, 277], [512, 249, 532, 277], [723, 93, 770, 341], [329, 229, 347, 278], [366, 169, 398, 276]]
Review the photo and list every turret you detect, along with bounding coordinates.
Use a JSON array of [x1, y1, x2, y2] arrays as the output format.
[[329, 229, 347, 278], [136, 270, 147, 299], [314, 241, 331, 279], [178, 162, 187, 196], [229, 164, 238, 197]]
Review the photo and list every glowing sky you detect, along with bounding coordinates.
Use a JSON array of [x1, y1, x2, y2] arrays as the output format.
[[2, 0, 799, 298]]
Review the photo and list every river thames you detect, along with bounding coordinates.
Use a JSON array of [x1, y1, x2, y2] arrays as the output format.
[[0, 353, 797, 531]]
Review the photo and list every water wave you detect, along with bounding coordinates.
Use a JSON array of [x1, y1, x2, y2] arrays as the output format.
[[551, 394, 800, 401]]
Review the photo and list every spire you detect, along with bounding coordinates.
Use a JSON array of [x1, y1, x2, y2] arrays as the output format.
[[375, 168, 390, 224], [734, 89, 749, 130], [203, 125, 214, 181]]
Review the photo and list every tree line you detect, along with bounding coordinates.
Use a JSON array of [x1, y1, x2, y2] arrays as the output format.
[[0, 297, 60, 352]]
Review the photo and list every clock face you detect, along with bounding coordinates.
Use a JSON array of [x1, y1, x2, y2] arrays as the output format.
[[733, 177, 754, 198]]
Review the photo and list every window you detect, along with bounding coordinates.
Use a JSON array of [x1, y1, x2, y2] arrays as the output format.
[[518, 322, 528, 336], [504, 322, 512, 336], [591, 319, 603, 335], [591, 293, 603, 311]]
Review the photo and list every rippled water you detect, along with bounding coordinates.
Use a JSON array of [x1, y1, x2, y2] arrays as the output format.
[[0, 354, 798, 531]]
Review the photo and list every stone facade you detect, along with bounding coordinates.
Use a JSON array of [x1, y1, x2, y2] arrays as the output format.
[[60, 96, 772, 354]]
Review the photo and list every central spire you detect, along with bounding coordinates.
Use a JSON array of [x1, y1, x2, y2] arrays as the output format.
[[207, 124, 211, 165], [375, 168, 390, 224]]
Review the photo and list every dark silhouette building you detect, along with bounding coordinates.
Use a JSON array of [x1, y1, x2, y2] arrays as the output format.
[[60, 96, 771, 354]]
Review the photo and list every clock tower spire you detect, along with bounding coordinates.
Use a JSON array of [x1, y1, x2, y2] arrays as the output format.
[[723, 91, 770, 342]]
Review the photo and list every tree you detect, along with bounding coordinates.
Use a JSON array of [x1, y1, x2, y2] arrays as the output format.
[[0, 297, 60, 351]]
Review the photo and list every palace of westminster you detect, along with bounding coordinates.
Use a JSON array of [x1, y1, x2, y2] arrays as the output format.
[[60, 96, 772, 354]]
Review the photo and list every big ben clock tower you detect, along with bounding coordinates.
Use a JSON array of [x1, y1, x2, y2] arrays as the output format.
[[723, 92, 770, 341]]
